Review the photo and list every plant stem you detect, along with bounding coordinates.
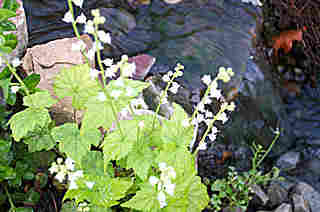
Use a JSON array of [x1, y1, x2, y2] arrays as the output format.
[[3, 59, 30, 96], [255, 132, 280, 169], [4, 184, 16, 211]]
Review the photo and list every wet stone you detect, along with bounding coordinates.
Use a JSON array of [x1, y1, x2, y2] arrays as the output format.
[[290, 182, 320, 212], [291, 193, 311, 212], [276, 151, 300, 170], [274, 203, 292, 212], [267, 182, 289, 208]]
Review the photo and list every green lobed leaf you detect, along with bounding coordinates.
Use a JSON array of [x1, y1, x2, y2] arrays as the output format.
[[52, 123, 100, 164], [9, 108, 51, 141], [23, 90, 57, 108], [23, 133, 55, 153], [64, 175, 133, 208], [53, 64, 100, 110], [160, 103, 193, 149], [0, 8, 16, 22], [81, 98, 115, 132], [81, 151, 106, 177], [107, 77, 149, 108], [102, 130, 133, 163], [164, 175, 209, 212], [126, 136, 156, 180], [157, 148, 196, 179], [121, 183, 161, 212]]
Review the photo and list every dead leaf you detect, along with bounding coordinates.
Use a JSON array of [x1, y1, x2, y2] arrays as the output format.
[[272, 26, 306, 58]]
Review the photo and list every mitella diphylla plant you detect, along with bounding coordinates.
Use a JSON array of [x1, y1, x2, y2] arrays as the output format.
[[4, 0, 239, 211]]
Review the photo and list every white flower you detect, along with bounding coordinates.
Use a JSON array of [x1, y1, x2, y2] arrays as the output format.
[[85, 181, 95, 189], [216, 112, 228, 124], [157, 191, 167, 208], [103, 58, 113, 67], [201, 75, 211, 86], [121, 55, 129, 62], [138, 121, 145, 129], [205, 111, 213, 118], [208, 132, 217, 141], [270, 127, 280, 135], [166, 167, 176, 179], [94, 16, 106, 24], [110, 90, 122, 99], [72, 40, 86, 52], [122, 62, 136, 78], [0, 57, 2, 66], [98, 31, 111, 44], [105, 66, 117, 78], [62, 11, 74, 23], [196, 102, 205, 112], [169, 82, 180, 94], [211, 126, 219, 134], [89, 68, 99, 80], [203, 96, 212, 105], [149, 176, 159, 186], [57, 158, 63, 164], [194, 113, 205, 124], [65, 158, 75, 171], [227, 101, 236, 111], [97, 92, 106, 102], [75, 13, 86, 23], [114, 79, 124, 87], [86, 47, 96, 60], [72, 0, 84, 7], [84, 20, 94, 34], [159, 162, 167, 172], [181, 119, 190, 127], [55, 171, 66, 183], [162, 74, 170, 82], [91, 9, 99, 17], [12, 58, 21, 68], [164, 183, 175, 196], [126, 87, 134, 97], [69, 170, 83, 182], [198, 142, 207, 150], [49, 162, 59, 174], [217, 67, 232, 82], [11, 86, 20, 93], [131, 98, 148, 109], [69, 180, 78, 190], [209, 88, 222, 99]]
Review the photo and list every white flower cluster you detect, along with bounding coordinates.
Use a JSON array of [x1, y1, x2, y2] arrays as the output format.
[[49, 157, 94, 190], [191, 67, 236, 150], [241, 0, 262, 6], [160, 63, 184, 107], [149, 162, 176, 208], [63, 1, 111, 61]]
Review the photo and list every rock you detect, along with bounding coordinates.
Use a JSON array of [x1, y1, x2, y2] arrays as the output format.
[[290, 182, 320, 212], [251, 184, 269, 207], [267, 182, 289, 208], [291, 193, 310, 212], [274, 203, 292, 212], [128, 54, 156, 80], [222, 206, 244, 212], [276, 151, 300, 171]]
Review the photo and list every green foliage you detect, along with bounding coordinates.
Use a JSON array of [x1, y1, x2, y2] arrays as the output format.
[[51, 123, 100, 164], [0, 140, 16, 181], [9, 108, 51, 141], [64, 175, 133, 208], [209, 136, 283, 211], [53, 64, 101, 110]]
